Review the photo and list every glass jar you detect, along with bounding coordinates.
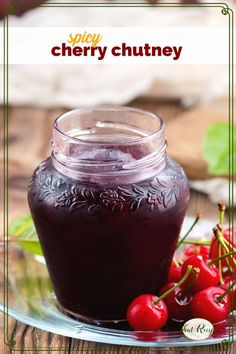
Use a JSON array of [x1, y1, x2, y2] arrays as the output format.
[[28, 107, 189, 324]]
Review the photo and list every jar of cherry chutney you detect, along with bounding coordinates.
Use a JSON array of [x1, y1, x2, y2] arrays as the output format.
[[28, 107, 189, 324]]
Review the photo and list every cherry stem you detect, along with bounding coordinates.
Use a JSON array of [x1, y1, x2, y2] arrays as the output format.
[[153, 265, 193, 305], [176, 213, 202, 249], [218, 203, 226, 226], [212, 227, 236, 267], [220, 243, 236, 271], [209, 236, 217, 259], [182, 240, 210, 246], [221, 237, 236, 251], [172, 258, 179, 267], [219, 238, 236, 267], [217, 240, 223, 285], [220, 245, 234, 274], [181, 267, 200, 297], [208, 249, 236, 265], [217, 280, 236, 302], [210, 224, 223, 258]]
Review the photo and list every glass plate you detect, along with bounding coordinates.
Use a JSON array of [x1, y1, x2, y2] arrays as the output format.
[[1, 217, 235, 347]]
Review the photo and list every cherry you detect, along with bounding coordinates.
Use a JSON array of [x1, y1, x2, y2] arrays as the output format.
[[183, 244, 210, 261], [167, 261, 182, 283], [127, 266, 193, 331], [224, 273, 236, 282], [127, 294, 168, 331], [191, 286, 230, 323], [182, 254, 220, 292], [159, 282, 192, 321], [224, 226, 236, 242], [220, 278, 236, 310], [159, 267, 199, 321], [210, 226, 236, 269], [210, 204, 236, 271]]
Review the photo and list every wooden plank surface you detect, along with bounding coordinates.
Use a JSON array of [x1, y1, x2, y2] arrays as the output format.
[[166, 99, 229, 180], [0, 101, 235, 353]]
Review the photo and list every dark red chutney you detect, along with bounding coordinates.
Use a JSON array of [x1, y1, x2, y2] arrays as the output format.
[[28, 107, 189, 322]]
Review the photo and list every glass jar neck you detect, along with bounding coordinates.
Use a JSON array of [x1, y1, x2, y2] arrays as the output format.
[[51, 107, 167, 184]]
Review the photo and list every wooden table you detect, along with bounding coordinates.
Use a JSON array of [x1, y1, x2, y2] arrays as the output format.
[[0, 101, 235, 353]]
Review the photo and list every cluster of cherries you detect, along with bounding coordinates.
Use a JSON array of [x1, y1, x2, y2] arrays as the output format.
[[127, 204, 236, 331]]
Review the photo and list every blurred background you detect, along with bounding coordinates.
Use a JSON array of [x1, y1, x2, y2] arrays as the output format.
[[0, 0, 235, 221]]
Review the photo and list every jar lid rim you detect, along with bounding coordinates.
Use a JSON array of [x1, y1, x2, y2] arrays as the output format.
[[53, 106, 165, 146]]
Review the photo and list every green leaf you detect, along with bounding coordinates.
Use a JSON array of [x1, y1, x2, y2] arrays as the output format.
[[18, 240, 43, 256], [9, 214, 34, 236], [203, 122, 236, 176], [9, 214, 43, 256]]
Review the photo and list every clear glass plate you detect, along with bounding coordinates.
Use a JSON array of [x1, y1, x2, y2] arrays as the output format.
[[1, 217, 235, 347]]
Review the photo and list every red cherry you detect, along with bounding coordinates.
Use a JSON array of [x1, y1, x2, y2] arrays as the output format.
[[224, 273, 236, 282], [182, 255, 220, 292], [220, 277, 236, 310], [191, 286, 230, 323], [224, 226, 236, 242], [167, 262, 182, 283], [183, 245, 210, 261], [127, 294, 168, 331], [210, 239, 228, 268], [159, 282, 192, 321], [222, 227, 236, 267], [210, 226, 236, 268]]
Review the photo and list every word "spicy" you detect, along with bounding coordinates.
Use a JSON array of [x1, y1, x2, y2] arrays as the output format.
[[67, 32, 102, 48]]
